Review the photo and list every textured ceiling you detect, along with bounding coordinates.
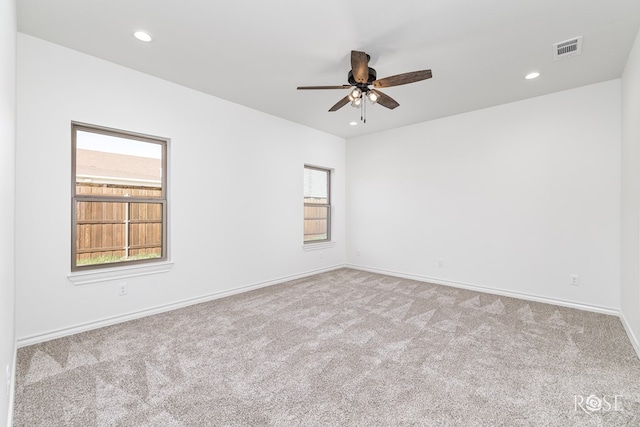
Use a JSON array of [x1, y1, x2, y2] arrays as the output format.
[[17, 0, 640, 138]]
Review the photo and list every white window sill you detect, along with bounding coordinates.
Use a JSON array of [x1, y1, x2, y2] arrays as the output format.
[[68, 261, 174, 285], [303, 241, 337, 251]]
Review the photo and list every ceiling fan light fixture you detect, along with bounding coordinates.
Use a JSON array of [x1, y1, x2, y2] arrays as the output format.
[[349, 87, 362, 100], [351, 97, 362, 108], [367, 91, 378, 104]]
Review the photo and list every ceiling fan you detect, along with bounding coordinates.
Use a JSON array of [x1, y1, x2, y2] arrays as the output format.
[[297, 50, 432, 122]]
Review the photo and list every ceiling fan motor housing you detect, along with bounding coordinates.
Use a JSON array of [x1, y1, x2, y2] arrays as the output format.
[[348, 68, 377, 86]]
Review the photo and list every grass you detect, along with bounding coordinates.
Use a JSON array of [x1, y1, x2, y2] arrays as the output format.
[[77, 253, 160, 266], [304, 235, 329, 242]]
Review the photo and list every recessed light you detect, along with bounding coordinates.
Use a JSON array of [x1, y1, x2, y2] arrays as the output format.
[[134, 31, 153, 42], [525, 72, 540, 80], [349, 121, 358, 126]]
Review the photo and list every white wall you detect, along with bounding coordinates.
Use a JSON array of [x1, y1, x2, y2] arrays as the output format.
[[15, 34, 345, 342], [0, 0, 16, 425], [621, 28, 640, 354], [347, 80, 621, 312]]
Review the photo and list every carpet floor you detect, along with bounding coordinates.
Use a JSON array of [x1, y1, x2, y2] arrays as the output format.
[[13, 268, 640, 426]]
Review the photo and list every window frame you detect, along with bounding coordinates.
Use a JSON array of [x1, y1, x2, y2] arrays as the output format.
[[71, 122, 169, 272], [303, 165, 332, 244]]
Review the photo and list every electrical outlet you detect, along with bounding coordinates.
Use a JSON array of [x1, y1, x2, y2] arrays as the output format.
[[438, 259, 444, 268], [118, 283, 128, 296], [569, 275, 579, 286]]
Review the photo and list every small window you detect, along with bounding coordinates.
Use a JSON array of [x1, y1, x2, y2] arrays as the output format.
[[304, 166, 331, 243], [71, 123, 168, 271]]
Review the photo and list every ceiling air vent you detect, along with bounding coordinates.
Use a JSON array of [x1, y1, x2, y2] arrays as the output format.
[[553, 36, 582, 60]]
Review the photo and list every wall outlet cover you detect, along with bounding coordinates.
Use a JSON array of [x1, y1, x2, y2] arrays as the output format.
[[118, 283, 128, 296]]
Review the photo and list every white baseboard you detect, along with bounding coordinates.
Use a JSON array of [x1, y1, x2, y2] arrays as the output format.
[[620, 310, 640, 360], [17, 264, 346, 347], [345, 264, 620, 316]]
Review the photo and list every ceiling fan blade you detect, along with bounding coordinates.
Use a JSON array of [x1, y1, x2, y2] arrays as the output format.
[[297, 85, 352, 90], [351, 50, 369, 83], [372, 90, 400, 110], [329, 96, 351, 112], [373, 70, 432, 88]]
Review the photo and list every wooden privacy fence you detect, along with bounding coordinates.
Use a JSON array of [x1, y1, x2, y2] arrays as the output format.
[[75, 184, 162, 264], [303, 197, 329, 241]]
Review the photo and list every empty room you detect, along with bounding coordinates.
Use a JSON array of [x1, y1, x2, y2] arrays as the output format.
[[3, 0, 640, 425]]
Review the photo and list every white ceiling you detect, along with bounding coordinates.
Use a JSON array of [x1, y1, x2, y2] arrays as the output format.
[[17, 0, 640, 139]]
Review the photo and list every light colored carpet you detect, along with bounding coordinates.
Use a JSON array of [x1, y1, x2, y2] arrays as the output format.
[[14, 268, 640, 426]]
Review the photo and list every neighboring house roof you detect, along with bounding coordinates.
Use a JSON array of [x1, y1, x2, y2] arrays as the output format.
[[76, 149, 161, 185]]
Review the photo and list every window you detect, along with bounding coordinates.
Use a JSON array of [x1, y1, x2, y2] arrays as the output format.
[[71, 123, 168, 271], [303, 166, 331, 243]]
